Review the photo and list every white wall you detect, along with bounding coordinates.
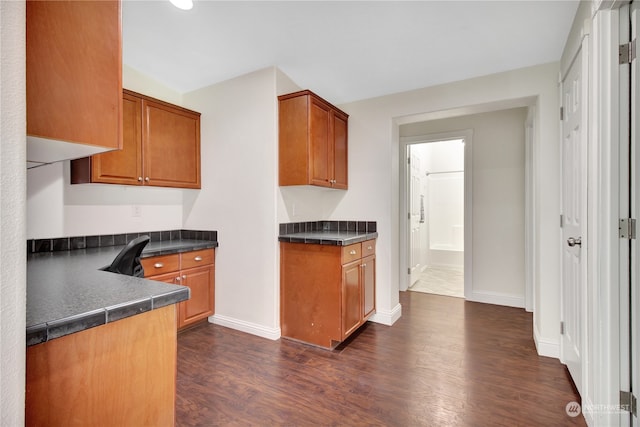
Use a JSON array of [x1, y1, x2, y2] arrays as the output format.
[[1, 1, 26, 424], [401, 108, 527, 304], [182, 67, 281, 338], [424, 141, 464, 254], [26, 66, 186, 239], [330, 62, 559, 354]]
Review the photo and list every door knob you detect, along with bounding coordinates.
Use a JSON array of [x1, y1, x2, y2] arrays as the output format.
[[567, 237, 582, 247]]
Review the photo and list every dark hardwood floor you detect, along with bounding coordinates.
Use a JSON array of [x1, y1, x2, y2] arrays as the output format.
[[176, 291, 585, 426]]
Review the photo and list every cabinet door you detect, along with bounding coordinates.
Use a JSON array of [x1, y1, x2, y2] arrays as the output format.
[[90, 92, 143, 184], [178, 265, 214, 329], [143, 100, 201, 189], [26, 0, 121, 150], [145, 271, 180, 285], [362, 255, 376, 319], [342, 260, 362, 339], [332, 111, 348, 189], [309, 97, 332, 187]]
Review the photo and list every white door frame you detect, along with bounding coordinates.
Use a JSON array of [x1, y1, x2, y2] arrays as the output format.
[[399, 130, 473, 297], [581, 2, 627, 425], [628, 4, 638, 427]]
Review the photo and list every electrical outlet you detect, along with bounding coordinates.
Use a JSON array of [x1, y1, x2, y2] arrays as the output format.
[[132, 205, 142, 218]]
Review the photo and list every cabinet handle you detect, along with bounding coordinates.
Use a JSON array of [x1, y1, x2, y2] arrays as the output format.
[[194, 256, 203, 262], [349, 250, 357, 255], [145, 177, 150, 182], [138, 177, 143, 182], [367, 246, 373, 250], [154, 262, 164, 268]]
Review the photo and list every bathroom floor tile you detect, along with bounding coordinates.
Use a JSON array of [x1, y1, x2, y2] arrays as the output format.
[[408, 266, 464, 298]]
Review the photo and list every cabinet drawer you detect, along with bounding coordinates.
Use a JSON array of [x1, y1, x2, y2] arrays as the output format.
[[362, 240, 376, 257], [141, 254, 180, 277], [181, 249, 214, 269], [341, 243, 361, 264]]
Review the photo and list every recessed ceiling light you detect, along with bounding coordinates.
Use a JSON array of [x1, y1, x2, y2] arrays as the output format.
[[169, 0, 193, 11]]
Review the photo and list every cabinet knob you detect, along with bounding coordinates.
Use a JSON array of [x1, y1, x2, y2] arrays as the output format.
[[145, 177, 150, 182], [194, 256, 203, 262], [362, 263, 367, 268], [138, 177, 143, 182], [349, 250, 357, 255], [176, 276, 181, 282], [154, 262, 164, 268], [367, 246, 373, 250], [182, 275, 187, 280]]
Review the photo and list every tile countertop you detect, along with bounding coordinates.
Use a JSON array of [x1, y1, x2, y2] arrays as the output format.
[[278, 231, 378, 246], [278, 220, 378, 246], [26, 239, 218, 347]]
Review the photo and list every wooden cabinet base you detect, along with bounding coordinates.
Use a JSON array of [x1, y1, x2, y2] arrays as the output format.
[[280, 240, 376, 349], [26, 305, 177, 427], [141, 249, 215, 330]]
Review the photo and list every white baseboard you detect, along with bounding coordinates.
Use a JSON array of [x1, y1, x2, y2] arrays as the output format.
[[467, 290, 525, 309], [368, 303, 402, 326], [209, 314, 281, 341], [533, 322, 560, 358]]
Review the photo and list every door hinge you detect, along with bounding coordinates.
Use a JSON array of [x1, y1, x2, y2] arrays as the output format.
[[620, 39, 637, 64], [560, 106, 564, 121], [560, 321, 565, 335], [407, 267, 411, 275], [621, 390, 637, 416], [560, 214, 564, 228], [619, 218, 637, 239]]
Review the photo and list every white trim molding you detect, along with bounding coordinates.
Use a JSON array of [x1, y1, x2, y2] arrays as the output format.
[[368, 303, 402, 326], [534, 323, 560, 359], [210, 314, 281, 341]]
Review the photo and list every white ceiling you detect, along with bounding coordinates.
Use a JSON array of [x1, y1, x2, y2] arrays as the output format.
[[123, 0, 579, 105]]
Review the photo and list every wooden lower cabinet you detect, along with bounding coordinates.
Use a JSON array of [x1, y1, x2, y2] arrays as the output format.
[[26, 305, 176, 426], [141, 249, 214, 330], [280, 239, 376, 348]]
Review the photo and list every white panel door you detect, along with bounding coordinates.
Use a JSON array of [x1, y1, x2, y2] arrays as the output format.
[[561, 45, 588, 396], [409, 150, 422, 286]]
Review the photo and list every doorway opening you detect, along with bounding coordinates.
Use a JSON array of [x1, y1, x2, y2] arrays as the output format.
[[407, 139, 465, 298], [400, 129, 472, 299]]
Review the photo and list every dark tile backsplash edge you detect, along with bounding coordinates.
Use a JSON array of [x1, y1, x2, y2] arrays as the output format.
[[28, 229, 218, 254], [279, 220, 376, 235]]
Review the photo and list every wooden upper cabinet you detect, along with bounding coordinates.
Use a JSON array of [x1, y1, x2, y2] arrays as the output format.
[[71, 90, 201, 189], [74, 92, 142, 185], [143, 98, 201, 188], [278, 90, 348, 189], [26, 0, 122, 151]]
